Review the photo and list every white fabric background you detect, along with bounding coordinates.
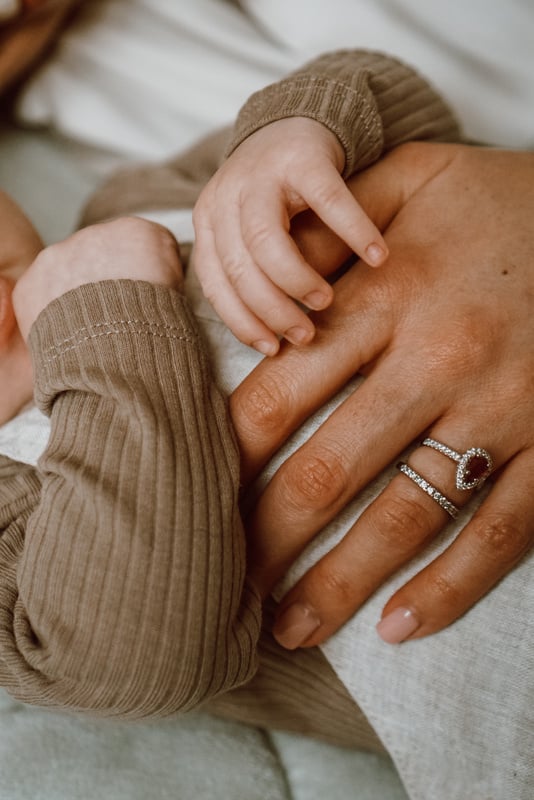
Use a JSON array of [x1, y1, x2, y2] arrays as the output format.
[[17, 0, 534, 157]]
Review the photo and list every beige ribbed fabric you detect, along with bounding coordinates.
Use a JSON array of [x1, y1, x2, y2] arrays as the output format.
[[80, 49, 460, 226], [0, 280, 261, 717], [0, 277, 381, 751]]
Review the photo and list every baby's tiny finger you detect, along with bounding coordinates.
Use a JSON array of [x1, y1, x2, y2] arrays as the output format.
[[238, 192, 335, 309], [300, 165, 388, 267], [194, 224, 280, 355], [212, 212, 318, 346]]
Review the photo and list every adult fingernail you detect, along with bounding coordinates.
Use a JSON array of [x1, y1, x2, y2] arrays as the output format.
[[376, 607, 420, 644], [252, 340, 278, 356], [285, 326, 312, 345], [273, 603, 321, 650], [303, 290, 329, 310], [365, 243, 387, 267]]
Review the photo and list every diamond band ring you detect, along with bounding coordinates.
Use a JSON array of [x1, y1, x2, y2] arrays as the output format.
[[422, 438, 493, 491], [397, 462, 460, 519]]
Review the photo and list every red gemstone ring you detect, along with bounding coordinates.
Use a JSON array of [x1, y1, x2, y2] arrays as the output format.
[[422, 438, 493, 491]]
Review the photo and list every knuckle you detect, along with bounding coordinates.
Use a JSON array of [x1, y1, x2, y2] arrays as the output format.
[[426, 317, 493, 380], [232, 373, 292, 436], [376, 492, 434, 550], [108, 216, 178, 253], [220, 253, 247, 285], [280, 446, 349, 511], [199, 280, 219, 308], [426, 572, 462, 606], [31, 242, 60, 270], [469, 513, 531, 564], [313, 562, 356, 605], [103, 215, 151, 239], [243, 221, 272, 255], [66, 217, 172, 260], [307, 177, 343, 211]]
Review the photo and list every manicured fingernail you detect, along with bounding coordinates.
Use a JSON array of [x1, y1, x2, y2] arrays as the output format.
[[285, 326, 312, 345], [376, 607, 420, 644], [365, 243, 387, 267], [252, 340, 278, 356], [273, 603, 321, 650], [303, 290, 329, 310]]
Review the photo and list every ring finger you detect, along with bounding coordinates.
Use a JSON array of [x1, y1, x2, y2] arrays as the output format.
[[271, 419, 519, 649]]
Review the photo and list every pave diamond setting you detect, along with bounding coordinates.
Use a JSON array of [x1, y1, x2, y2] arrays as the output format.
[[422, 439, 493, 491], [397, 462, 459, 518]]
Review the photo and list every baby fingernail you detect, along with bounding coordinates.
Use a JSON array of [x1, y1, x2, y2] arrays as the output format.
[[253, 340, 278, 356], [285, 326, 312, 345], [365, 243, 387, 267], [376, 607, 420, 644], [273, 603, 321, 650], [303, 290, 329, 310]]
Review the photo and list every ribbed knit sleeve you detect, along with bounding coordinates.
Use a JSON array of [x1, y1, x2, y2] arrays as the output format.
[[227, 49, 462, 178], [0, 280, 260, 718]]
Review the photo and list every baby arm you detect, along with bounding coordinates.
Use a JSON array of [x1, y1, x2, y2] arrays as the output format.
[[0, 218, 260, 717], [193, 49, 461, 355]]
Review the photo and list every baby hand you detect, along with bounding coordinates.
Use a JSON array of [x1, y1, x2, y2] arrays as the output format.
[[13, 217, 184, 341], [193, 117, 388, 356]]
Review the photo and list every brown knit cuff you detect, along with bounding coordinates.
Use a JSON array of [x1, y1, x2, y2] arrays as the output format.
[[28, 280, 207, 414], [226, 49, 461, 179], [226, 72, 384, 178]]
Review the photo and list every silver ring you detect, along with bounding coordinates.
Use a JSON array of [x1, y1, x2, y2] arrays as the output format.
[[397, 462, 459, 519], [422, 438, 493, 491]]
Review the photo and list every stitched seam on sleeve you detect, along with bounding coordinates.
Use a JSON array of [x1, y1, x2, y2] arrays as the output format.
[[40, 321, 198, 364]]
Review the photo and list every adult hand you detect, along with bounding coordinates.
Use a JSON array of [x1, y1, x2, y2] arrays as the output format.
[[13, 216, 184, 340], [230, 143, 534, 647], [193, 117, 388, 357]]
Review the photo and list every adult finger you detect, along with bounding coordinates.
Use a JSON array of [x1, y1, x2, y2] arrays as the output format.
[[267, 428, 490, 648], [377, 449, 534, 642], [244, 343, 454, 597], [270, 404, 527, 648]]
